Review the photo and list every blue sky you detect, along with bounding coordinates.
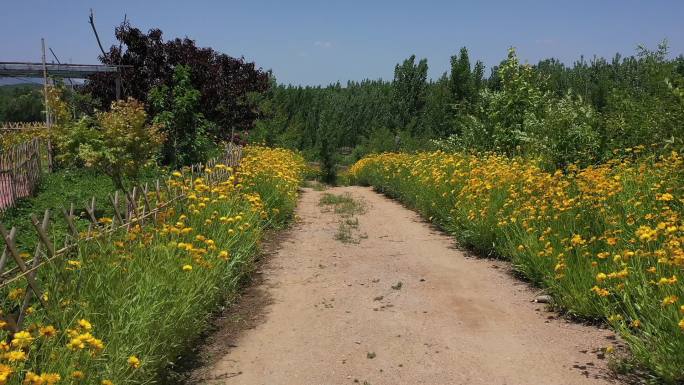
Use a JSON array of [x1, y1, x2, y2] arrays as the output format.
[[1, 1, 683, 85]]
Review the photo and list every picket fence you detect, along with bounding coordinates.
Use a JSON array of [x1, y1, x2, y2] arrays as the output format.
[[0, 138, 44, 211]]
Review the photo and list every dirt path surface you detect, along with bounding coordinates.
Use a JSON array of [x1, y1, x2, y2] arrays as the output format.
[[192, 186, 621, 385]]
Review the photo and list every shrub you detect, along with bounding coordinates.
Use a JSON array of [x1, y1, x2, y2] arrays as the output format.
[[54, 98, 165, 189], [149, 65, 217, 167]]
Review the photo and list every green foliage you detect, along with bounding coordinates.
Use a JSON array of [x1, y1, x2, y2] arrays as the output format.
[[392, 55, 429, 134], [0, 148, 304, 385], [91, 99, 164, 187], [53, 117, 100, 168], [527, 93, 600, 168], [487, 48, 550, 154], [0, 85, 43, 122], [254, 42, 684, 167], [0, 167, 158, 252], [449, 47, 485, 114], [62, 98, 164, 189], [318, 136, 337, 185], [149, 65, 216, 167]]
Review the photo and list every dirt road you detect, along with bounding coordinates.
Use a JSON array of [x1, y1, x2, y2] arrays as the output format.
[[191, 186, 620, 385]]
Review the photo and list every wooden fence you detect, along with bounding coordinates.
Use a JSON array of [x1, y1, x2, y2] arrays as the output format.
[[0, 122, 46, 131], [0, 143, 243, 332], [0, 138, 44, 211]]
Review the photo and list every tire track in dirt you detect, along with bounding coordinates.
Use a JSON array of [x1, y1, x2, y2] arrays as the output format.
[[189, 186, 622, 385]]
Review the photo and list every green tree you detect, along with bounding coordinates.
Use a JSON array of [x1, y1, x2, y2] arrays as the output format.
[[449, 47, 484, 112], [77, 98, 165, 189], [392, 55, 428, 134], [148, 65, 214, 167]]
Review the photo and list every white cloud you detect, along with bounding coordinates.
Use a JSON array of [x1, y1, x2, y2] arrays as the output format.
[[314, 41, 333, 48]]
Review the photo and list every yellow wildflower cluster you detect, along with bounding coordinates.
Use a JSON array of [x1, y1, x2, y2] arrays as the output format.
[[351, 150, 684, 381], [0, 146, 305, 384]]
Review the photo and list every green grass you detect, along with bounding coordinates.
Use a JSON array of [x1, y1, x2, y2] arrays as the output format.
[[319, 193, 366, 216], [319, 193, 366, 243], [0, 167, 163, 252], [303, 180, 327, 191]]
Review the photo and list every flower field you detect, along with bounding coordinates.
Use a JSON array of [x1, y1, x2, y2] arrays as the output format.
[[0, 146, 304, 384], [350, 150, 684, 382]]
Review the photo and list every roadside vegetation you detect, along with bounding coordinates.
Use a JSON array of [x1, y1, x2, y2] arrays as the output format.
[[0, 20, 307, 385], [252, 43, 684, 170], [2, 15, 683, 384], [350, 150, 684, 382], [0, 146, 304, 384]]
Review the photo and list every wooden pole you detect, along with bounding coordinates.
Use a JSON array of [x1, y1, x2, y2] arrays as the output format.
[[115, 73, 122, 100], [41, 39, 53, 171]]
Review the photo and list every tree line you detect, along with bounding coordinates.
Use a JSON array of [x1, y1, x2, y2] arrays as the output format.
[[251, 42, 684, 170], [2, 25, 683, 173]]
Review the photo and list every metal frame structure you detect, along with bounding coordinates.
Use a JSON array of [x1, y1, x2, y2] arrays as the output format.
[[0, 61, 129, 99]]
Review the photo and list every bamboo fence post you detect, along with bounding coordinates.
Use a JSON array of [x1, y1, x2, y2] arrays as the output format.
[[84, 197, 101, 236], [0, 224, 48, 309], [62, 206, 79, 244], [109, 192, 124, 226], [17, 211, 51, 328], [140, 184, 153, 224], [0, 227, 17, 276]]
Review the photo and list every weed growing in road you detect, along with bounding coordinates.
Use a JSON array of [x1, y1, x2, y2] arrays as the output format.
[[320, 193, 367, 243], [319, 193, 366, 215], [303, 180, 327, 191]]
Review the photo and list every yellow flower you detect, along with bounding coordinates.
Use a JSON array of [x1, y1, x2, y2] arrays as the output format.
[[590, 285, 610, 297], [172, 171, 182, 178], [570, 234, 586, 247], [23, 371, 41, 385], [595, 272, 607, 282], [67, 332, 104, 352], [78, 319, 92, 331], [71, 371, 85, 380], [39, 325, 57, 338], [182, 264, 193, 272], [662, 295, 678, 307], [102, 380, 114, 385], [218, 251, 230, 261], [128, 355, 141, 368], [40, 373, 60, 385], [679, 319, 684, 331], [8, 288, 25, 301], [11, 331, 33, 348], [657, 193, 674, 201], [0, 364, 12, 384], [4, 350, 27, 362]]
